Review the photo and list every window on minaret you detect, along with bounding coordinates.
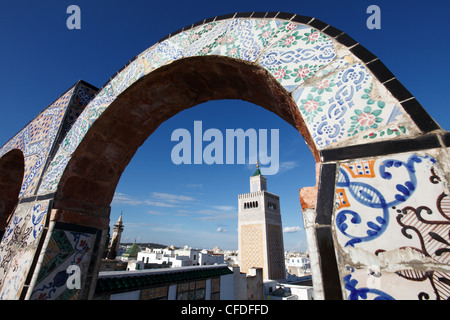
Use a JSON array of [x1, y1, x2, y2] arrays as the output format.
[[268, 201, 277, 210]]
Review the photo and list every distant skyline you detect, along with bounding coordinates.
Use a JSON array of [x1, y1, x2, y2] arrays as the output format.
[[1, 1, 449, 252]]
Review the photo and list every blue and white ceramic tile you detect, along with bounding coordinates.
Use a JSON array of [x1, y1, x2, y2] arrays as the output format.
[[334, 152, 447, 254], [0, 88, 74, 197], [343, 268, 450, 300], [0, 199, 51, 299], [110, 58, 146, 97], [291, 61, 406, 149], [257, 25, 336, 92], [214, 18, 277, 61], [183, 19, 235, 58], [0, 249, 35, 300], [38, 154, 71, 194], [335, 152, 450, 299]]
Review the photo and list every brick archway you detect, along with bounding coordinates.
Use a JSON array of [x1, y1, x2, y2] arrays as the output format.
[[51, 56, 314, 220], [0, 12, 448, 300], [0, 149, 24, 236]]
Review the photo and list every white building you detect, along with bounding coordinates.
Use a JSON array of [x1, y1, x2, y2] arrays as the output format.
[[223, 250, 239, 266], [137, 246, 224, 268], [264, 279, 314, 300], [285, 254, 311, 276], [198, 249, 225, 265], [287, 256, 310, 268]]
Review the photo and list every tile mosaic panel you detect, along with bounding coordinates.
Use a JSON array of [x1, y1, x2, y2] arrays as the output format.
[[139, 31, 190, 73], [291, 60, 416, 149], [0, 82, 97, 299], [257, 24, 336, 92], [213, 19, 278, 61], [183, 19, 236, 58], [0, 199, 51, 299], [0, 249, 35, 299], [262, 20, 305, 51], [0, 88, 74, 198], [334, 151, 450, 299], [0, 81, 97, 199], [344, 269, 450, 300], [39, 87, 105, 194], [29, 224, 98, 300], [55, 83, 98, 148], [38, 154, 71, 193], [110, 58, 146, 98]]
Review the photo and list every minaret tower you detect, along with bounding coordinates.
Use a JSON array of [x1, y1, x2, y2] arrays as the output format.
[[238, 163, 285, 280], [107, 212, 124, 259]]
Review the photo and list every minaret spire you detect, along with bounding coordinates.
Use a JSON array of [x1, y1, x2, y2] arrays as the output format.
[[116, 211, 123, 225], [107, 212, 124, 260], [253, 160, 262, 177]]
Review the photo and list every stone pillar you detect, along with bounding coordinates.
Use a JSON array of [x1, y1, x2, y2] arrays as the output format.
[[299, 162, 343, 300]]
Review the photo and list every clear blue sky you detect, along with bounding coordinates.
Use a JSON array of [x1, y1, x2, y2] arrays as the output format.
[[0, 1, 449, 251]]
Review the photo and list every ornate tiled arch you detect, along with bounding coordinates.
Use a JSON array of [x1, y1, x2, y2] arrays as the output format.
[[36, 12, 443, 195], [0, 12, 448, 300]]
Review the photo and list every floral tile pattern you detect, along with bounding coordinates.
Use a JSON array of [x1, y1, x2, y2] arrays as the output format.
[[184, 19, 236, 58], [257, 24, 336, 92], [213, 19, 278, 61], [291, 61, 414, 149]]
